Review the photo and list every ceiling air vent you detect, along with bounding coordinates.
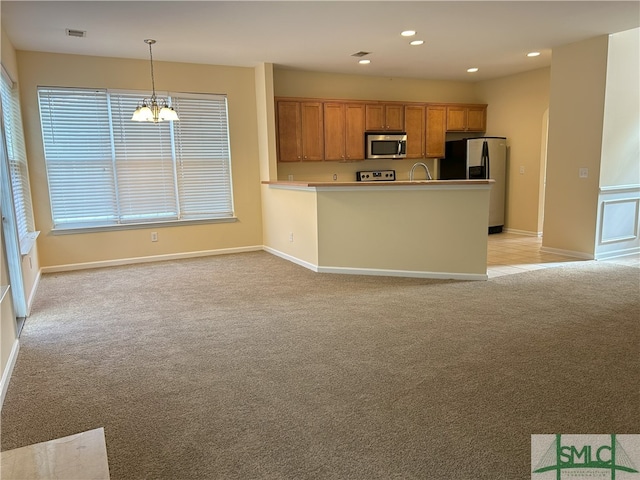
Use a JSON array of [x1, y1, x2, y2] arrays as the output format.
[[66, 29, 86, 38], [351, 51, 371, 58]]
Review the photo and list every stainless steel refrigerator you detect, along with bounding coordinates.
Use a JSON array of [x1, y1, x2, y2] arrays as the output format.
[[439, 137, 507, 233]]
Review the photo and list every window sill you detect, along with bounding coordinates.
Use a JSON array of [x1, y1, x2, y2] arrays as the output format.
[[51, 217, 238, 235], [20, 231, 40, 256]]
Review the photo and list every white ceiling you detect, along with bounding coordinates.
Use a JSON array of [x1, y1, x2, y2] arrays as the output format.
[[2, 1, 639, 82]]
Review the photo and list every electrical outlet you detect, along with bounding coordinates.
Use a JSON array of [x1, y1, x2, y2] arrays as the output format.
[[289, 232, 294, 243], [333, 173, 338, 181], [151, 232, 158, 242], [288, 174, 294, 181], [519, 166, 525, 175], [579, 167, 589, 178]]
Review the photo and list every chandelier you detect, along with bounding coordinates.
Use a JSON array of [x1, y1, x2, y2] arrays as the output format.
[[131, 39, 179, 123]]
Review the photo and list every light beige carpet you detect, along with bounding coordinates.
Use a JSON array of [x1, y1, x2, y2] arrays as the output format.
[[2, 252, 638, 479]]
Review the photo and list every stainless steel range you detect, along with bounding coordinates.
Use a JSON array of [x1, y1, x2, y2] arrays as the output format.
[[356, 170, 396, 182]]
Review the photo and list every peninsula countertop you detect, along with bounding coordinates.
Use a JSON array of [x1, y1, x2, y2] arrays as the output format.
[[262, 179, 495, 188]]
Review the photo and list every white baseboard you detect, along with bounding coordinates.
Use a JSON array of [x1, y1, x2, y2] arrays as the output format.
[[26, 269, 42, 316], [1, 339, 20, 410], [595, 246, 640, 260], [262, 247, 319, 272], [263, 247, 487, 280], [503, 228, 542, 237], [41, 246, 264, 274], [540, 246, 594, 260], [317, 265, 487, 281]]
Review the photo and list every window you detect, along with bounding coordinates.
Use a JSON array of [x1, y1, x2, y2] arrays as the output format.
[[37, 87, 234, 230], [0, 68, 36, 252]]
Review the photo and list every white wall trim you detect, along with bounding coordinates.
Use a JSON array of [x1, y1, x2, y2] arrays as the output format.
[[540, 246, 594, 260], [41, 246, 264, 273], [264, 247, 486, 280], [503, 228, 542, 237], [26, 269, 41, 316], [599, 184, 640, 193], [262, 246, 319, 272], [317, 265, 487, 281], [598, 197, 640, 245], [1, 339, 19, 410], [595, 186, 640, 259], [595, 246, 640, 260]]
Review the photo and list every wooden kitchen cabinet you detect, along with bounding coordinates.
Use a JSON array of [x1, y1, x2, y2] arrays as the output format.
[[425, 105, 447, 158], [276, 100, 324, 161], [446, 104, 487, 132], [365, 103, 404, 131], [466, 106, 487, 131], [404, 104, 425, 159], [324, 102, 366, 161]]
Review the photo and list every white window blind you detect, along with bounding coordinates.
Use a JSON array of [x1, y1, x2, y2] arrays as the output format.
[[37, 87, 234, 230], [0, 69, 36, 249]]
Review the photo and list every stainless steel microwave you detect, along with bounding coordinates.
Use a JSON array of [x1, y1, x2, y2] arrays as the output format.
[[365, 132, 407, 159]]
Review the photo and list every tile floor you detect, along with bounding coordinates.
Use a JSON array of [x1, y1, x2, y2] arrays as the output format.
[[487, 232, 640, 279], [0, 428, 110, 480]]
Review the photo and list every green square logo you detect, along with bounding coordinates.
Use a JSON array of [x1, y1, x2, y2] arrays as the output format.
[[532, 434, 640, 480]]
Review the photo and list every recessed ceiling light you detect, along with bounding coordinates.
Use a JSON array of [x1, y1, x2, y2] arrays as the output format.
[[527, 51, 541, 57], [359, 59, 371, 65], [410, 40, 424, 46], [467, 67, 479, 73], [401, 30, 416, 37]]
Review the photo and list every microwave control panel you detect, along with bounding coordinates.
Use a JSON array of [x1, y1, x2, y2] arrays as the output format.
[[356, 170, 396, 182]]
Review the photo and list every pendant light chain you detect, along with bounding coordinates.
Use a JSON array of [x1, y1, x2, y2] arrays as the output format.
[[146, 39, 157, 102], [131, 38, 179, 123]]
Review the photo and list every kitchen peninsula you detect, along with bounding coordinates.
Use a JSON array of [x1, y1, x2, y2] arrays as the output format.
[[261, 179, 494, 280]]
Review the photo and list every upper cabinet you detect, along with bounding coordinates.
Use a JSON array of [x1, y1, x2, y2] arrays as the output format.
[[404, 104, 426, 159], [276, 100, 324, 162], [446, 105, 487, 132], [425, 105, 447, 158], [275, 97, 487, 161], [365, 103, 404, 131], [324, 102, 366, 161]]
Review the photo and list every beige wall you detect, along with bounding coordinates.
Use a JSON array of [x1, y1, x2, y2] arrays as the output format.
[[16, 51, 264, 269], [273, 68, 481, 103], [255, 63, 278, 182], [261, 185, 319, 266], [1, 229, 18, 388], [476, 68, 551, 234], [316, 187, 489, 275], [543, 36, 609, 256]]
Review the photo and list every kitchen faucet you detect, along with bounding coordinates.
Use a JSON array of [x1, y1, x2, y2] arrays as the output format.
[[409, 162, 432, 181]]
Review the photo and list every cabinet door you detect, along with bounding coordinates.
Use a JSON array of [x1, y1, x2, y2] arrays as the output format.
[[276, 101, 302, 162], [324, 103, 346, 161], [446, 106, 467, 131], [365, 104, 385, 130], [301, 102, 324, 161], [344, 103, 365, 161], [425, 105, 446, 158], [404, 105, 425, 158], [466, 106, 486, 131], [385, 104, 405, 131]]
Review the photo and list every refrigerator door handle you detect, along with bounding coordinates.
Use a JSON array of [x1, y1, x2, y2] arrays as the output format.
[[482, 140, 490, 179]]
